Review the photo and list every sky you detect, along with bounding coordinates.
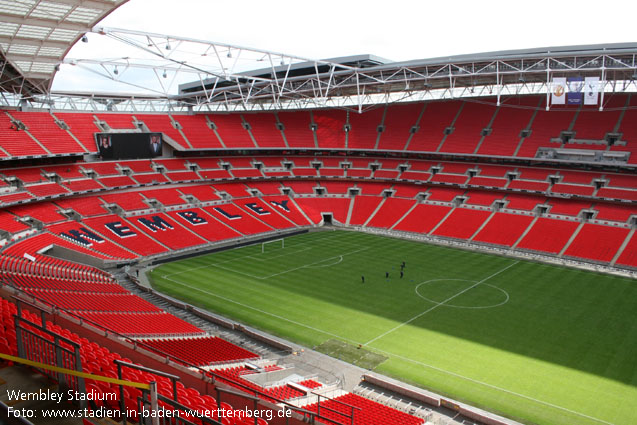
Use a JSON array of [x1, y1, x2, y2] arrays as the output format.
[[52, 0, 637, 94]]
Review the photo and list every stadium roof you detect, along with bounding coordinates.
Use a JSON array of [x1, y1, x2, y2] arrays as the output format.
[[53, 38, 637, 112], [0, 6, 636, 112], [0, 0, 128, 96]]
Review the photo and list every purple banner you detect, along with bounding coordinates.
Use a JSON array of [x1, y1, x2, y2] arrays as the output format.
[[567, 76, 584, 105]]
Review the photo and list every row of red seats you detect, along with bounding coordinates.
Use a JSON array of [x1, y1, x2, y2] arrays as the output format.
[[212, 366, 311, 404], [24, 290, 162, 313], [0, 298, 268, 425], [3, 183, 633, 268], [7, 272, 126, 293], [4, 231, 118, 260], [139, 336, 258, 366], [304, 392, 424, 425], [76, 311, 204, 336], [3, 95, 620, 162], [0, 155, 635, 212]]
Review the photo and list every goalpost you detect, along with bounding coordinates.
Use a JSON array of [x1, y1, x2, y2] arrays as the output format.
[[261, 238, 285, 253]]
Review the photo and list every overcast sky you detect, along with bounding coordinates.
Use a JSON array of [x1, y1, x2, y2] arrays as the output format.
[[53, 0, 637, 93], [92, 0, 637, 61]]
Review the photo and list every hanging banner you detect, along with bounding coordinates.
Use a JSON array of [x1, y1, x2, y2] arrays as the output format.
[[551, 77, 566, 105], [567, 76, 584, 105], [584, 77, 600, 105]]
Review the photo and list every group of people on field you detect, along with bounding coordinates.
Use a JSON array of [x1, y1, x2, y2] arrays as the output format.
[[361, 261, 405, 283]]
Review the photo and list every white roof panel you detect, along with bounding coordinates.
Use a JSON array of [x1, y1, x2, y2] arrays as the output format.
[[15, 24, 51, 39], [0, 1, 36, 16], [30, 2, 72, 20], [48, 28, 79, 42], [0, 0, 129, 93], [0, 22, 18, 36], [66, 7, 103, 24]]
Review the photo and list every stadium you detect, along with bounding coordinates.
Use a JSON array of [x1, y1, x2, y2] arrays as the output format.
[[0, 1, 636, 425]]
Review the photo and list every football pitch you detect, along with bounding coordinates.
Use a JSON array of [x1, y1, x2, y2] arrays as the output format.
[[149, 230, 637, 425]]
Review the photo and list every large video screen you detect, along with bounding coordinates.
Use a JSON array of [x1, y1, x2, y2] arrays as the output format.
[[95, 133, 163, 159]]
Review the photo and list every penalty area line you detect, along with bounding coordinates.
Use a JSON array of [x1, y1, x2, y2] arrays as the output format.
[[260, 247, 369, 279], [162, 232, 351, 278]]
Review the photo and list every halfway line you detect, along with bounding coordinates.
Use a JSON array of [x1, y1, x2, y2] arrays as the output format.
[[364, 260, 520, 346]]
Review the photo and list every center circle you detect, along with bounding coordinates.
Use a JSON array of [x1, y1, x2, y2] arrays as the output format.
[[415, 279, 509, 309]]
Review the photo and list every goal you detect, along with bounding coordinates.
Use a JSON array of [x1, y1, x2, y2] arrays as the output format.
[[261, 238, 284, 253]]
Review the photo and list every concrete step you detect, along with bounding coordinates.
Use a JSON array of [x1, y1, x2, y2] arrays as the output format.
[[558, 221, 585, 257], [611, 228, 635, 266], [362, 197, 387, 227], [511, 215, 539, 249], [428, 206, 456, 236], [469, 210, 497, 241]]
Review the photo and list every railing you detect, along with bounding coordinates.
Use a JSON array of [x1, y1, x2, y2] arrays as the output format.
[[14, 314, 87, 410], [139, 392, 223, 425], [4, 296, 331, 425], [313, 392, 361, 425], [0, 351, 152, 424]]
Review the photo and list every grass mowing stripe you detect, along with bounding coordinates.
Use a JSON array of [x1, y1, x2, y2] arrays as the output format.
[[159, 268, 614, 425], [161, 273, 352, 342], [163, 231, 361, 278], [150, 230, 637, 425], [364, 260, 519, 345]]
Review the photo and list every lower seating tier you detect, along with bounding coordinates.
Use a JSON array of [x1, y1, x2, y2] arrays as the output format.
[[304, 392, 424, 425], [75, 311, 205, 336], [139, 336, 258, 366]]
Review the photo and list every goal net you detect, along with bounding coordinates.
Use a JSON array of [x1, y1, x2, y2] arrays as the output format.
[[262, 238, 284, 253]]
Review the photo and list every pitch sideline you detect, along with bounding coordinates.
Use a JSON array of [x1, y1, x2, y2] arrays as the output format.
[[159, 273, 613, 425]]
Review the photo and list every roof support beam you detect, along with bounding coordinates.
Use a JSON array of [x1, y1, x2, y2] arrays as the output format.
[[0, 14, 90, 32]]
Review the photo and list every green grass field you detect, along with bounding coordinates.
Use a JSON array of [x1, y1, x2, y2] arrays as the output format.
[[149, 230, 637, 425]]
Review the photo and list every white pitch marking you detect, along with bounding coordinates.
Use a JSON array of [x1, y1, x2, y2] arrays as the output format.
[[162, 231, 353, 278], [414, 279, 510, 309], [303, 255, 343, 268], [247, 246, 312, 261], [364, 261, 519, 346], [161, 274, 349, 341], [160, 271, 614, 425], [260, 247, 369, 279]]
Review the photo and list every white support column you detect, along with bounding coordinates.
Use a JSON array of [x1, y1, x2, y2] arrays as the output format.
[[149, 381, 159, 425]]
